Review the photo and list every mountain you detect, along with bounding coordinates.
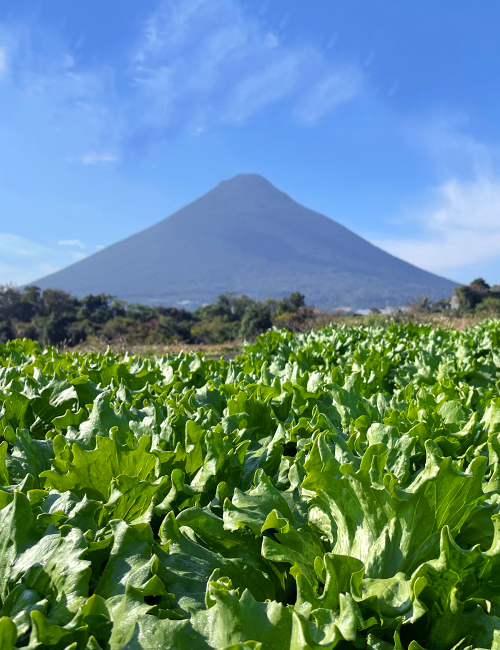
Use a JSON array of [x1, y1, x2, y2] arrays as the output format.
[[32, 174, 457, 309]]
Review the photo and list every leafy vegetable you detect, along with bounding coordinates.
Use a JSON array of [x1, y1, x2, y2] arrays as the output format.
[[2, 321, 500, 648]]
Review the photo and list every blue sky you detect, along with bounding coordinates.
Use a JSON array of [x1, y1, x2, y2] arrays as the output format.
[[1, 0, 500, 288]]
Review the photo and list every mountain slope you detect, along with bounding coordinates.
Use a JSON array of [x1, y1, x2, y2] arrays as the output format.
[[33, 174, 457, 309]]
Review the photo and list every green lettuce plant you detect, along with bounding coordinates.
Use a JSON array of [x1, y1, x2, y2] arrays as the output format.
[[1, 321, 500, 648]]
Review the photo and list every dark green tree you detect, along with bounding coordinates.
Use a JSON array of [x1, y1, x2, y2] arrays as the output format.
[[240, 303, 272, 339], [454, 278, 490, 311]]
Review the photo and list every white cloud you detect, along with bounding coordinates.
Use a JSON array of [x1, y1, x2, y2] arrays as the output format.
[[294, 66, 363, 124], [0, 21, 122, 160], [58, 239, 85, 249], [326, 34, 338, 50], [0, 233, 90, 286], [363, 50, 375, 68], [369, 176, 500, 273], [0, 46, 6, 79], [406, 113, 500, 179], [0, 0, 363, 156], [223, 52, 302, 124], [0, 234, 46, 258], [78, 152, 120, 165], [264, 33, 278, 48], [388, 81, 398, 98], [62, 53, 75, 70], [130, 0, 363, 135]]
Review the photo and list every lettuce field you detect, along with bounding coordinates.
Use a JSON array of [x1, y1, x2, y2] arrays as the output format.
[[2, 322, 500, 649]]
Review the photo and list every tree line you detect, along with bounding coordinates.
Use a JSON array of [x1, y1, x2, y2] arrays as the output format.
[[2, 279, 499, 347], [0, 286, 311, 346], [452, 278, 500, 312]]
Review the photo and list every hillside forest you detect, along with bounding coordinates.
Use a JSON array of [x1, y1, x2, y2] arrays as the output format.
[[0, 278, 498, 347]]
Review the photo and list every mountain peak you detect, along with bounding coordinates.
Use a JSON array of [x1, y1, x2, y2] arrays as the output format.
[[31, 175, 457, 310], [218, 173, 273, 187], [210, 173, 290, 207]]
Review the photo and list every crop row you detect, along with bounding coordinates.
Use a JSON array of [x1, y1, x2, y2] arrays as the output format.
[[1, 322, 500, 648]]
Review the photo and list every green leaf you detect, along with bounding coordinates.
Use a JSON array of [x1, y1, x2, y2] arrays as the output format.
[[41, 435, 157, 501], [0, 616, 17, 650], [191, 572, 294, 650], [95, 521, 155, 599], [304, 435, 486, 578], [156, 511, 276, 614], [29, 609, 83, 649]]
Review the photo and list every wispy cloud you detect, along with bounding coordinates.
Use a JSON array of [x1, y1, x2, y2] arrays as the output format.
[[388, 81, 398, 98], [78, 152, 120, 165], [0, 234, 46, 258], [406, 112, 500, 180], [222, 52, 302, 124], [294, 66, 363, 124], [129, 0, 364, 137], [369, 113, 500, 277], [58, 239, 85, 249], [369, 175, 500, 274], [0, 0, 364, 157], [0, 233, 87, 285], [0, 21, 121, 159], [0, 46, 7, 80]]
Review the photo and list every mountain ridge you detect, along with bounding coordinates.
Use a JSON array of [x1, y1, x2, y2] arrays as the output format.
[[32, 174, 457, 309]]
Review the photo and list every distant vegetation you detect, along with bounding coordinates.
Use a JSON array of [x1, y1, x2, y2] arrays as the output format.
[[452, 277, 500, 312], [0, 286, 312, 346], [1, 278, 499, 348]]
